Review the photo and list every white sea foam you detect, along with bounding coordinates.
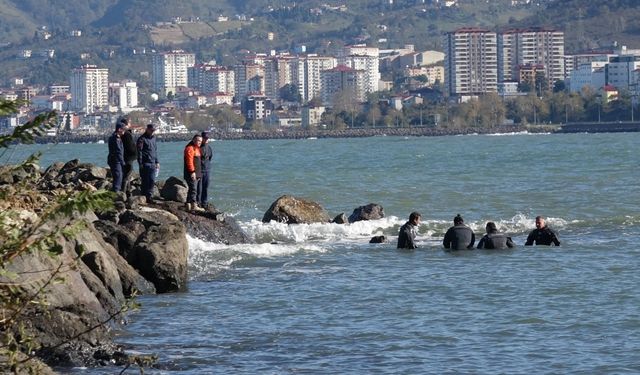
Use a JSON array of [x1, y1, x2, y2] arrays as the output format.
[[241, 217, 405, 244]]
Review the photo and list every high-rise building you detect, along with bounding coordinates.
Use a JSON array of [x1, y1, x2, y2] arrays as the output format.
[[70, 64, 109, 113], [293, 54, 337, 102], [444, 28, 498, 98], [188, 64, 235, 95], [263, 55, 297, 101], [108, 81, 138, 112], [498, 28, 565, 86], [152, 50, 196, 95], [321, 65, 367, 106], [234, 63, 265, 101], [339, 45, 381, 95]]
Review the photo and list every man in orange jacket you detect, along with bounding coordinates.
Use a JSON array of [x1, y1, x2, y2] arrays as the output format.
[[183, 134, 203, 212]]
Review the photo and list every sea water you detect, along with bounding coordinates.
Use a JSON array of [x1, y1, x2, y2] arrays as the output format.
[[7, 132, 640, 374]]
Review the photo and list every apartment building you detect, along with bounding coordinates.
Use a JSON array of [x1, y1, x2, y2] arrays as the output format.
[[339, 45, 381, 95], [152, 50, 196, 95], [108, 81, 139, 112], [264, 55, 296, 101], [321, 65, 367, 106], [188, 64, 235, 95], [234, 63, 265, 101], [70, 64, 109, 113], [293, 54, 337, 103], [444, 28, 498, 98], [499, 28, 565, 85]]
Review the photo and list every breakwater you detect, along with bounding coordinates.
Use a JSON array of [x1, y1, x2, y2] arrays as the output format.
[[558, 121, 640, 133], [34, 125, 531, 144]]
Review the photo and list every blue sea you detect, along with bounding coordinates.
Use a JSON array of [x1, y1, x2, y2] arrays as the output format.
[[8, 132, 640, 374]]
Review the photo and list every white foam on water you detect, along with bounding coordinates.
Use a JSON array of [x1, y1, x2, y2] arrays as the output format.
[[240, 217, 405, 244]]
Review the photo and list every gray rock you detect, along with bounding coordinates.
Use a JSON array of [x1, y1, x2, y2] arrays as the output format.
[[119, 209, 189, 292], [160, 176, 188, 203], [262, 195, 331, 224], [348, 203, 385, 223], [331, 213, 348, 224], [78, 165, 107, 181]]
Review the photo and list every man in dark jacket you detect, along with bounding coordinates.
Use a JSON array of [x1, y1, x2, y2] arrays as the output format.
[[197, 131, 213, 208], [136, 124, 159, 203], [443, 214, 475, 250], [477, 222, 515, 249], [119, 118, 138, 194], [397, 211, 421, 249], [107, 123, 125, 192], [525, 216, 560, 246]]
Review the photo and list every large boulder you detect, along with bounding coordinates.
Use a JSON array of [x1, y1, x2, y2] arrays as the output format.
[[262, 195, 331, 224], [119, 209, 189, 292], [348, 203, 385, 223], [160, 176, 188, 203], [90, 220, 157, 296], [1, 230, 118, 367]]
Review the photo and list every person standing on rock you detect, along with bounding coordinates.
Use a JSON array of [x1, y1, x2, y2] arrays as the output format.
[[137, 124, 159, 204], [397, 211, 421, 249], [184, 134, 204, 212], [197, 131, 213, 209], [107, 122, 125, 192], [119, 118, 138, 195], [443, 214, 475, 250]]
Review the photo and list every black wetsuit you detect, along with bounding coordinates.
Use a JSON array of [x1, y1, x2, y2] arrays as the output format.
[[525, 226, 560, 246], [477, 232, 515, 249], [443, 224, 475, 250], [397, 222, 418, 249]]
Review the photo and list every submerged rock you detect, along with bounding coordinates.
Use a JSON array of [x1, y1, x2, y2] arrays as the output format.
[[262, 195, 331, 224]]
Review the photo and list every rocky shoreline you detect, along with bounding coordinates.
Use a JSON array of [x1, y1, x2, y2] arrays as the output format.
[[0, 159, 249, 372]]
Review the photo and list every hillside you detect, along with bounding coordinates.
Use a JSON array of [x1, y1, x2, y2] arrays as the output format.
[[1, 0, 639, 87]]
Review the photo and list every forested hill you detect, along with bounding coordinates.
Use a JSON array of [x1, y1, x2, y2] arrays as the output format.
[[1, 0, 639, 85]]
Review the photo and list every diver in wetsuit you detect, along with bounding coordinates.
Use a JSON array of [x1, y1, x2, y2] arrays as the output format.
[[443, 214, 475, 250], [397, 211, 421, 249], [525, 216, 560, 246], [477, 222, 515, 249]]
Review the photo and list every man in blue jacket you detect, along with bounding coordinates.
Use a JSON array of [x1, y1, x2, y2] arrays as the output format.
[[197, 131, 213, 208], [107, 123, 125, 192], [136, 124, 159, 203]]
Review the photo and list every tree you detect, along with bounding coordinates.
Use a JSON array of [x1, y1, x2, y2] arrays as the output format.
[[0, 100, 144, 373]]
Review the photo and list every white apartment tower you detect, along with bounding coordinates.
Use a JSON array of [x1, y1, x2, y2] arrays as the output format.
[[108, 81, 138, 112], [339, 45, 381, 95], [444, 28, 498, 97], [152, 50, 196, 96], [498, 28, 565, 85], [70, 64, 109, 113], [293, 55, 337, 102]]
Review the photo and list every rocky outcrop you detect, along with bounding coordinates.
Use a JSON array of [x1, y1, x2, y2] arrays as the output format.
[[159, 200, 250, 245], [262, 195, 331, 224], [117, 209, 189, 292], [348, 203, 385, 223], [0, 160, 250, 371]]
